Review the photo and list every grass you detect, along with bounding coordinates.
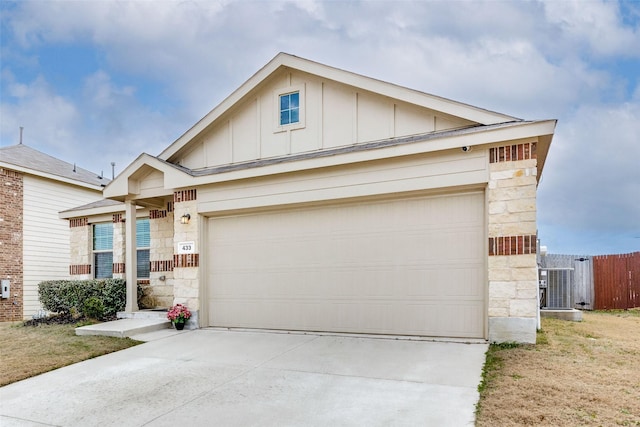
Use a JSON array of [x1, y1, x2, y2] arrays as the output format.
[[476, 309, 640, 426], [0, 320, 141, 387]]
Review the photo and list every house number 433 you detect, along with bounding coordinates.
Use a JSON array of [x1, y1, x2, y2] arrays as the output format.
[[177, 241, 195, 254]]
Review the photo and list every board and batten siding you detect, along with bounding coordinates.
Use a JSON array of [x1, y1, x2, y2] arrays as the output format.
[[22, 175, 103, 318], [177, 69, 474, 170]]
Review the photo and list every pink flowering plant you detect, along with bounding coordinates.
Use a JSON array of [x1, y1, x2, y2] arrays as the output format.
[[167, 303, 191, 323]]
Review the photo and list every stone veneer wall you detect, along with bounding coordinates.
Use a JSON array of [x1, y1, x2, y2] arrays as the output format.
[[172, 189, 199, 328], [146, 204, 175, 308], [68, 210, 175, 308], [0, 168, 24, 321], [112, 214, 126, 279], [487, 142, 539, 343], [69, 218, 92, 279]]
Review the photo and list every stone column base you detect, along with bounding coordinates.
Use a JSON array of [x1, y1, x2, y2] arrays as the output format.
[[489, 317, 537, 344]]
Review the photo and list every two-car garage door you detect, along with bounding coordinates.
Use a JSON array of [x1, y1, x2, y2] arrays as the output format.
[[207, 191, 485, 338]]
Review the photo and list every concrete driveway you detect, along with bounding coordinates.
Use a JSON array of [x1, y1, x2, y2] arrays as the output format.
[[0, 329, 487, 426]]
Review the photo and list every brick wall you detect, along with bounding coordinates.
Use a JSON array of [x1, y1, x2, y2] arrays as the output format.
[[0, 168, 24, 321], [487, 142, 539, 343]]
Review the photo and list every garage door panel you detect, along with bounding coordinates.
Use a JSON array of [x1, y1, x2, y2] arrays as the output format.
[[208, 192, 485, 338], [445, 267, 485, 297]]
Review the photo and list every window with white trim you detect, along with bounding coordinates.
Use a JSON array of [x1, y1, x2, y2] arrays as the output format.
[[136, 218, 150, 279], [93, 223, 113, 279], [274, 84, 305, 132], [279, 92, 300, 126]]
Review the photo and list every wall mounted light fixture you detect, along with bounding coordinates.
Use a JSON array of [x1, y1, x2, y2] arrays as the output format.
[[180, 213, 191, 224]]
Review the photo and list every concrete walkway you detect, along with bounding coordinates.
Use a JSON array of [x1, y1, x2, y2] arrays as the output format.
[[0, 329, 488, 426]]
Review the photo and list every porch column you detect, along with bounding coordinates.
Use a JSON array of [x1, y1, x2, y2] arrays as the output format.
[[125, 200, 138, 312]]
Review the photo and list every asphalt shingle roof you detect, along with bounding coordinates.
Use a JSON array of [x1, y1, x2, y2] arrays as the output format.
[[60, 198, 123, 213], [0, 144, 109, 187]]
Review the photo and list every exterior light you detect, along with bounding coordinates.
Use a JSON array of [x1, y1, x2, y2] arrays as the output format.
[[180, 213, 191, 224]]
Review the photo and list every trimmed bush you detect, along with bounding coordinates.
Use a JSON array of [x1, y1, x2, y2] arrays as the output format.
[[83, 297, 105, 319], [38, 279, 142, 320]]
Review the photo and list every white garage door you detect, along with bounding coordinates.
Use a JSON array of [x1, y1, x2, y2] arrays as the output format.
[[207, 192, 485, 338]]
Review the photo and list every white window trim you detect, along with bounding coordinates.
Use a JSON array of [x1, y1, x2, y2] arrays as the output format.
[[92, 222, 113, 279], [136, 218, 151, 279], [273, 84, 306, 133]]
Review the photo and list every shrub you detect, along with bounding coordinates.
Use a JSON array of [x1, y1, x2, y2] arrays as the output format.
[[38, 279, 142, 320], [100, 280, 130, 317], [83, 297, 105, 319]]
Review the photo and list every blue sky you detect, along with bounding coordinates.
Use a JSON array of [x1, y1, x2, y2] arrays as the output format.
[[1, 0, 639, 255]]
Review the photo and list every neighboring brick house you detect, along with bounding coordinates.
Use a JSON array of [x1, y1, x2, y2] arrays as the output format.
[[0, 144, 107, 320], [63, 53, 556, 342]]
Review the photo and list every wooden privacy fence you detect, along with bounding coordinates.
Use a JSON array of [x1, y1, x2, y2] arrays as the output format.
[[593, 252, 640, 310]]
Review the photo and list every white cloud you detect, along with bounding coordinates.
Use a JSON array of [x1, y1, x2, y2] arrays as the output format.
[[538, 100, 640, 247], [282, 0, 327, 21], [0, 69, 178, 176], [4, 0, 621, 121], [84, 71, 135, 110], [542, 0, 640, 58], [0, 72, 79, 148]]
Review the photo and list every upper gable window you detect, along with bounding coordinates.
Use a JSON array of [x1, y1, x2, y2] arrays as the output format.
[[280, 92, 299, 125], [274, 84, 305, 132]]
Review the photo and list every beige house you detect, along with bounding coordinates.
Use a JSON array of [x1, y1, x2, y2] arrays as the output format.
[[0, 144, 108, 320], [62, 53, 555, 343]]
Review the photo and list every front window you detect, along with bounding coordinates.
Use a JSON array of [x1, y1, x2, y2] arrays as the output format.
[[93, 223, 113, 279], [136, 218, 150, 279], [279, 92, 300, 126]]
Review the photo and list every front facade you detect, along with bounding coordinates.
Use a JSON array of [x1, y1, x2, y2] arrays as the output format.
[[63, 54, 555, 343], [0, 144, 107, 320]]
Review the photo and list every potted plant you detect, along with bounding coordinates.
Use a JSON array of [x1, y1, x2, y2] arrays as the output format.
[[167, 303, 191, 330]]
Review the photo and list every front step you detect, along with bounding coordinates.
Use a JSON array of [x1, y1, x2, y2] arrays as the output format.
[[75, 318, 171, 338], [117, 309, 169, 320]]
